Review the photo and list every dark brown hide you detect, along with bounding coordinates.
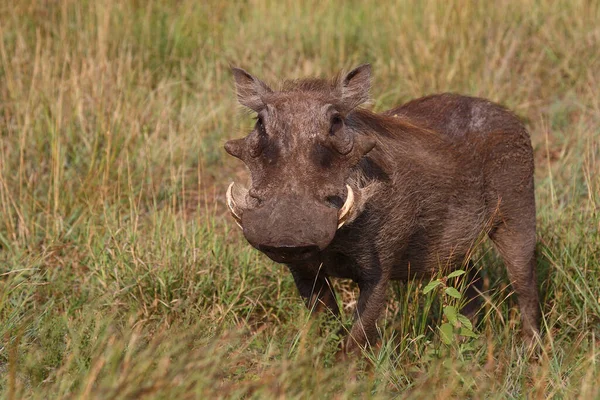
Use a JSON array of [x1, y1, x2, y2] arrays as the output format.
[[225, 65, 540, 354]]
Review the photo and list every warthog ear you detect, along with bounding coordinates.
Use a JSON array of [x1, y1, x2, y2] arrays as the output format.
[[338, 64, 371, 111], [231, 67, 272, 112]]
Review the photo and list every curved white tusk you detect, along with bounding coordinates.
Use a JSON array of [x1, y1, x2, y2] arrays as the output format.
[[337, 184, 354, 229], [226, 182, 243, 229]]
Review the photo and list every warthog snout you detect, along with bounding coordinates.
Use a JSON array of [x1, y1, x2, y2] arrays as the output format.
[[228, 188, 340, 262]]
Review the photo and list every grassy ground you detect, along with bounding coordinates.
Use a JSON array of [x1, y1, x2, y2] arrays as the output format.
[[1, 0, 599, 398]]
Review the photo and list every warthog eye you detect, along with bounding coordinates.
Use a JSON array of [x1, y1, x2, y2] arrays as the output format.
[[328, 114, 353, 155], [255, 115, 266, 135], [249, 115, 268, 158], [329, 114, 343, 135]]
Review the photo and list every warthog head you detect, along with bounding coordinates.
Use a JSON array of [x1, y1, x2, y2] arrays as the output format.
[[225, 65, 376, 263]]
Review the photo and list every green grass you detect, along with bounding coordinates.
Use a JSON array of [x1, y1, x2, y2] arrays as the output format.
[[1, 0, 599, 398]]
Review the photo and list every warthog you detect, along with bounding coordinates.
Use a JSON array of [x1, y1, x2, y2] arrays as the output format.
[[224, 64, 540, 353]]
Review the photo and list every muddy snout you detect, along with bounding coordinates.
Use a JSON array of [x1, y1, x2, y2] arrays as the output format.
[[242, 197, 338, 263]]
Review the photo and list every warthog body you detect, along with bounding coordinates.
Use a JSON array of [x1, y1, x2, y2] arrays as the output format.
[[225, 65, 540, 353]]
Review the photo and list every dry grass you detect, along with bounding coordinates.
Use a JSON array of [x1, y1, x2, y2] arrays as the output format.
[[1, 0, 599, 398]]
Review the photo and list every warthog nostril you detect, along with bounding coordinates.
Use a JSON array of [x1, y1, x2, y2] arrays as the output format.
[[258, 244, 320, 261]]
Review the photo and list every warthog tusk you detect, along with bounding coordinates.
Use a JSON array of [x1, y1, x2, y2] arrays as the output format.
[[337, 184, 354, 229], [226, 182, 243, 229]]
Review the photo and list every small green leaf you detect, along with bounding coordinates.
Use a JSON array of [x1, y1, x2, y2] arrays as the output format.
[[439, 323, 454, 344], [457, 314, 473, 330], [445, 287, 462, 299], [447, 269, 466, 278], [423, 280, 441, 294], [459, 327, 478, 338], [460, 342, 477, 352], [443, 305, 459, 326]]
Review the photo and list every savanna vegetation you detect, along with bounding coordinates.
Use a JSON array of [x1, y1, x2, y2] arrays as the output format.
[[1, 0, 599, 398]]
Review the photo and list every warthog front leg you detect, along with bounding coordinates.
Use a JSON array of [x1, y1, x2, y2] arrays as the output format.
[[344, 273, 389, 354]]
